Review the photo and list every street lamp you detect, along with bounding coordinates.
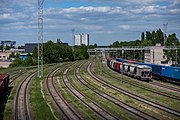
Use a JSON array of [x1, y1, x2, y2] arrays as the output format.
[[121, 49, 124, 82], [101, 50, 103, 75]]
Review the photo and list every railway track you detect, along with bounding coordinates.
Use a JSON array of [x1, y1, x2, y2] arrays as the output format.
[[62, 63, 118, 120], [150, 81, 180, 93], [102, 67, 180, 101], [45, 64, 83, 120], [14, 71, 36, 120], [77, 62, 158, 120], [9, 70, 28, 86], [88, 62, 180, 118]]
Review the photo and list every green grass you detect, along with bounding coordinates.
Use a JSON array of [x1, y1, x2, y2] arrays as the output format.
[[67, 61, 141, 120], [30, 76, 54, 120], [29, 64, 62, 120]]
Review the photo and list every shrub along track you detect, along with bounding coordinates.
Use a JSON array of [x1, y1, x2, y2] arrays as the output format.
[[44, 63, 83, 120], [88, 60, 180, 119], [77, 61, 157, 120], [62, 61, 118, 120]]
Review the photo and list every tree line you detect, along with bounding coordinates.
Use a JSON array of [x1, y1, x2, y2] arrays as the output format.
[[109, 28, 180, 64], [10, 40, 93, 67]]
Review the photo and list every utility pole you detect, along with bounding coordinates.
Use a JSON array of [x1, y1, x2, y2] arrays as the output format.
[[163, 23, 168, 46], [38, 0, 44, 78], [176, 48, 177, 66], [121, 50, 124, 82]]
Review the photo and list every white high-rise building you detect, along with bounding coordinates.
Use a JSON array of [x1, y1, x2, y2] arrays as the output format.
[[74, 34, 81, 46], [74, 33, 89, 46], [81, 33, 89, 46]]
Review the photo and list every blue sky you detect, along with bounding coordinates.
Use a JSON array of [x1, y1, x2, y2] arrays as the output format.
[[0, 0, 180, 46]]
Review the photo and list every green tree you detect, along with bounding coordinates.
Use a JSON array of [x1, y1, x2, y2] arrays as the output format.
[[9, 52, 16, 58], [164, 33, 180, 64], [10, 53, 24, 67], [24, 53, 33, 66], [141, 32, 145, 41]]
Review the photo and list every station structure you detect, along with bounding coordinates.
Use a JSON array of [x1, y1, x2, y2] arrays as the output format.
[[88, 45, 180, 65]]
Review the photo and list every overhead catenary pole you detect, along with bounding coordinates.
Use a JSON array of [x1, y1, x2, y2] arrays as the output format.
[[163, 23, 168, 46], [38, 0, 44, 78]]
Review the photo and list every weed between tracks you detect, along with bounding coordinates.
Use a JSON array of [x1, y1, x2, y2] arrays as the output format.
[[68, 61, 140, 120], [29, 64, 61, 120], [55, 62, 100, 120]]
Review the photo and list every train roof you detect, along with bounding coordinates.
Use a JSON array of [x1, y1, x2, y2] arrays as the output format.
[[123, 63, 131, 65], [137, 65, 152, 69], [111, 59, 116, 62], [130, 64, 138, 67]]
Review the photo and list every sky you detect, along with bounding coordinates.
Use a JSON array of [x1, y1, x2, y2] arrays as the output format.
[[0, 0, 180, 46]]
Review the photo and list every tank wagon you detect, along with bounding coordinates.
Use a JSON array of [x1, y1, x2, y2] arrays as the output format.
[[107, 58, 152, 81]]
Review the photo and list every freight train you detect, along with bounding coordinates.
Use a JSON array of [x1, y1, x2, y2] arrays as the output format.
[[107, 58, 152, 81], [0, 74, 9, 98], [107, 58, 180, 83]]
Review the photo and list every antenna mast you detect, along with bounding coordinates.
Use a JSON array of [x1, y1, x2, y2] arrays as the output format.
[[72, 29, 75, 51], [163, 23, 168, 46], [38, 0, 44, 78]]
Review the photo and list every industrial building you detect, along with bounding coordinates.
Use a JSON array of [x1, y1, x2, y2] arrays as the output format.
[[1, 41, 16, 48], [74, 33, 89, 46], [74, 34, 82, 46], [144, 44, 171, 65], [25, 43, 38, 53], [81, 33, 89, 46]]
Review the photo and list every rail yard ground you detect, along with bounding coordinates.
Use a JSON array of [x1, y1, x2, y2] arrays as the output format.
[[0, 56, 180, 120]]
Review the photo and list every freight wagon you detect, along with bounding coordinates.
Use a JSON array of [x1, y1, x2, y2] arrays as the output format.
[[107, 58, 152, 81], [0, 74, 10, 98], [116, 58, 180, 83]]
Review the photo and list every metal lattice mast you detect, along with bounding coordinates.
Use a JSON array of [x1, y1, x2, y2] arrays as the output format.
[[38, 0, 44, 78]]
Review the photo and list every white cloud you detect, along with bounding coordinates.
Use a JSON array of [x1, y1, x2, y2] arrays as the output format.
[[62, 6, 111, 13], [83, 25, 103, 30], [80, 18, 88, 21], [169, 9, 180, 14], [0, 13, 14, 20], [129, 5, 167, 14], [0, 0, 180, 45], [119, 25, 130, 30]]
